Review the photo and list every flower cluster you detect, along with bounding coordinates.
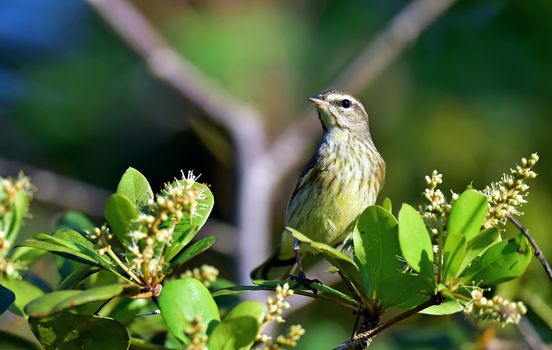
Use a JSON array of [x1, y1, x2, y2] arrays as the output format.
[[185, 317, 208, 350], [0, 174, 35, 278], [464, 289, 527, 326], [270, 325, 306, 349], [182, 264, 219, 287], [421, 171, 457, 229], [423, 171, 449, 216], [89, 171, 206, 290], [256, 284, 305, 349], [482, 153, 539, 228], [0, 230, 17, 276]]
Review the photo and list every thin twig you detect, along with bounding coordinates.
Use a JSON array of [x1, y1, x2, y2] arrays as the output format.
[[508, 216, 552, 282]]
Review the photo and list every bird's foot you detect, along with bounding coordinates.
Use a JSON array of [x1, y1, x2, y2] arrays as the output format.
[[288, 272, 322, 295]]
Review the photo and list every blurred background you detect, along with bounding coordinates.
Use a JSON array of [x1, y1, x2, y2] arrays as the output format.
[[0, 0, 551, 348]]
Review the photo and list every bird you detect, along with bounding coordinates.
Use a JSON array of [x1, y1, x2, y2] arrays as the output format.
[[251, 90, 386, 280]]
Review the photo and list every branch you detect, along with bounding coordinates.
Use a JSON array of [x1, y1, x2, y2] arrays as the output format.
[[0, 156, 110, 217], [333, 294, 444, 350], [85, 0, 264, 139], [508, 216, 552, 282]]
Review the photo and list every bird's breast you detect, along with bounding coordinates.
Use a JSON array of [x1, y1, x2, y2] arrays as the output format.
[[284, 132, 384, 247]]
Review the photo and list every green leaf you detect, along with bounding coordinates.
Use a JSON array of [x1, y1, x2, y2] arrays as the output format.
[[166, 183, 214, 261], [58, 266, 101, 290], [245, 280, 359, 307], [29, 311, 129, 350], [0, 278, 43, 316], [10, 246, 46, 266], [104, 194, 138, 245], [158, 278, 220, 344], [447, 189, 488, 241], [19, 236, 98, 266], [420, 299, 464, 315], [116, 167, 154, 209], [459, 227, 501, 273], [353, 206, 402, 304], [208, 317, 258, 350], [378, 274, 432, 311], [381, 197, 393, 213], [6, 191, 30, 242], [461, 233, 532, 286], [0, 284, 15, 314], [224, 300, 265, 325], [54, 229, 95, 251], [0, 330, 42, 350], [289, 227, 365, 298], [398, 204, 434, 279], [170, 236, 216, 266], [442, 233, 467, 282], [25, 284, 124, 318], [20, 233, 128, 280], [56, 211, 96, 231]]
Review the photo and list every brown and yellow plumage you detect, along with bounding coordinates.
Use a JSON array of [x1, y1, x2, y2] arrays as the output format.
[[252, 90, 385, 279]]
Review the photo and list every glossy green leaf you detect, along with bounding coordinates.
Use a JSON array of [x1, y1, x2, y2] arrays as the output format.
[[420, 299, 464, 315], [208, 317, 258, 350], [166, 183, 214, 261], [289, 227, 365, 298], [398, 204, 434, 279], [378, 274, 432, 311], [116, 167, 154, 209], [29, 311, 129, 350], [442, 233, 467, 282], [447, 189, 488, 241], [461, 233, 532, 286], [170, 236, 216, 265], [58, 266, 101, 290], [353, 206, 402, 303], [56, 211, 96, 231], [459, 227, 501, 273], [158, 278, 220, 344], [19, 236, 97, 266], [0, 330, 42, 350], [20, 233, 127, 280], [224, 300, 265, 325], [382, 197, 392, 213], [0, 277, 43, 316], [54, 229, 95, 251], [104, 193, 138, 244], [25, 284, 123, 318], [0, 284, 15, 314]]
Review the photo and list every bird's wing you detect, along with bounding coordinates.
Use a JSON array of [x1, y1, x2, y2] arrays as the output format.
[[286, 148, 319, 211]]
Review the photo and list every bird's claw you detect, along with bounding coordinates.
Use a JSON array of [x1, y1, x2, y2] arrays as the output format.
[[288, 272, 322, 295]]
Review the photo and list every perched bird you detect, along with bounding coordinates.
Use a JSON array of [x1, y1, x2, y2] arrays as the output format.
[[251, 90, 386, 280]]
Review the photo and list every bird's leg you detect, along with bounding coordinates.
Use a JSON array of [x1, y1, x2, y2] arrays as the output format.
[[288, 238, 321, 295]]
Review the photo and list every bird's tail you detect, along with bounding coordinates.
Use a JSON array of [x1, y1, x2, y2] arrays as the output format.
[[250, 247, 296, 281]]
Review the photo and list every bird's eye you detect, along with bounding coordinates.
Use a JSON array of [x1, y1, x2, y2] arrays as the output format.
[[341, 99, 351, 108]]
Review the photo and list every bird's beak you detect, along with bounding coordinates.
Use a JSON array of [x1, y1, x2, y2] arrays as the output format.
[[308, 95, 330, 106]]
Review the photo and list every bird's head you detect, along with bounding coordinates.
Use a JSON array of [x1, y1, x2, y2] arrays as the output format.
[[308, 90, 369, 133]]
